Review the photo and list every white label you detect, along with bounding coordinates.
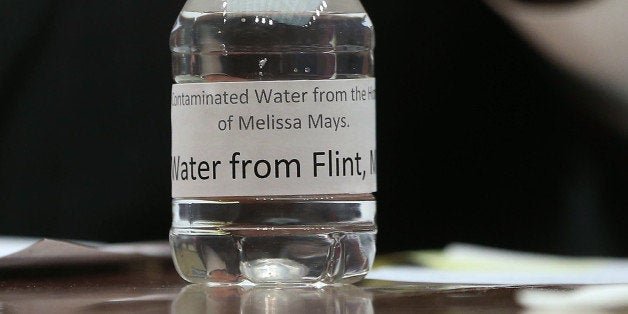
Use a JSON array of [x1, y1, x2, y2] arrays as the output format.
[[171, 78, 376, 197]]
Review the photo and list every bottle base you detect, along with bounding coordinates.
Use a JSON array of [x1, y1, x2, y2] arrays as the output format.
[[170, 196, 377, 285], [170, 225, 376, 285]]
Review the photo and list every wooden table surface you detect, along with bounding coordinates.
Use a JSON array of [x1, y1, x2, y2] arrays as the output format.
[[0, 251, 591, 313]]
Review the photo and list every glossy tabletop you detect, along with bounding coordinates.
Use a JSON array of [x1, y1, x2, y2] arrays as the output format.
[[0, 250, 589, 314]]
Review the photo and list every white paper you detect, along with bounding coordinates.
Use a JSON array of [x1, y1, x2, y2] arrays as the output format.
[[367, 243, 628, 285]]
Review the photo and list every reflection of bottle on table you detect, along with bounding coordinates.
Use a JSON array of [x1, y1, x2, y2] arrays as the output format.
[[172, 284, 374, 314]]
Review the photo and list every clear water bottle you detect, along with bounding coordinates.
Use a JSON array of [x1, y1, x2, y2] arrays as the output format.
[[169, 0, 377, 285]]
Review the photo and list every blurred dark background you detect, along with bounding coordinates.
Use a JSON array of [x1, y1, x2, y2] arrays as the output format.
[[1, 1, 626, 256]]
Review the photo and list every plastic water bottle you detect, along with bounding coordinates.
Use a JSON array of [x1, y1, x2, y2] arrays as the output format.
[[169, 0, 377, 285]]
